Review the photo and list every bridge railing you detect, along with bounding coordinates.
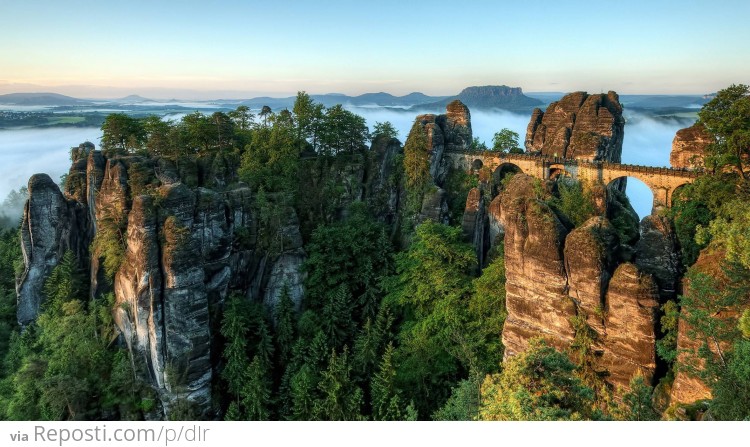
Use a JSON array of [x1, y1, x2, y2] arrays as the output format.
[[445, 148, 701, 178]]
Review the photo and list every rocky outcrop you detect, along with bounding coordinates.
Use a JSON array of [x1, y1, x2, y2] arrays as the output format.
[[670, 123, 710, 169], [412, 100, 472, 187], [17, 174, 90, 325], [600, 263, 659, 387], [564, 217, 618, 334], [500, 175, 575, 356], [525, 91, 624, 162], [487, 194, 504, 250], [366, 135, 403, 224], [19, 143, 309, 418], [670, 247, 734, 405], [461, 187, 487, 266], [636, 215, 681, 302], [498, 174, 661, 391]]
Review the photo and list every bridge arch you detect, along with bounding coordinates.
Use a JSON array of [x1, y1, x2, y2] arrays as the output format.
[[606, 176, 655, 218], [548, 163, 573, 181]]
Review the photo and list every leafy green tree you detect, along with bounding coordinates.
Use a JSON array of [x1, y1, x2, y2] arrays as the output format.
[[140, 115, 174, 157], [402, 122, 431, 191], [492, 128, 522, 153], [432, 374, 481, 421], [303, 202, 393, 319], [100, 113, 145, 156], [372, 121, 399, 141], [469, 137, 488, 151], [615, 375, 659, 421], [479, 338, 596, 421], [710, 338, 750, 420], [220, 294, 251, 413], [656, 299, 680, 364], [274, 284, 296, 368], [292, 92, 324, 151], [698, 84, 750, 179], [549, 179, 597, 228], [319, 105, 369, 155], [384, 221, 477, 416], [228, 105, 254, 131], [242, 355, 272, 420]]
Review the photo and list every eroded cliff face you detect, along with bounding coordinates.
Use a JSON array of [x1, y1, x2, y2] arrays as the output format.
[[670, 122, 710, 169], [499, 173, 661, 391], [669, 247, 735, 405], [18, 147, 307, 418], [412, 100, 472, 188], [17, 173, 90, 325], [500, 175, 575, 356], [525, 91, 625, 162]]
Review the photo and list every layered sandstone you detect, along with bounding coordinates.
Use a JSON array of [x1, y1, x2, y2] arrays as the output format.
[[670, 123, 711, 169], [525, 91, 624, 162], [600, 263, 659, 387], [500, 175, 575, 356]]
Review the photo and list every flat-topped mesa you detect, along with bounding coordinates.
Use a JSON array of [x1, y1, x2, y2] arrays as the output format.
[[670, 122, 711, 169], [525, 91, 625, 162]]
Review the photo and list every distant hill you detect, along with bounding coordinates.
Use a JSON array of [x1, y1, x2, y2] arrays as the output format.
[[0, 92, 91, 106], [115, 94, 153, 103], [417, 86, 543, 112], [239, 92, 450, 109]]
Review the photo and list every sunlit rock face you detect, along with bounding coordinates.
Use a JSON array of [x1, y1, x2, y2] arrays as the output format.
[[670, 122, 711, 169], [18, 146, 308, 418], [525, 91, 624, 162]]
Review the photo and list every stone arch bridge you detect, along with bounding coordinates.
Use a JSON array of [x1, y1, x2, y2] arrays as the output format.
[[444, 150, 700, 212]]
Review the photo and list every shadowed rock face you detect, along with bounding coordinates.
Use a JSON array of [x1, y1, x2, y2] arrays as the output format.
[[636, 215, 681, 303], [17, 173, 90, 325], [412, 100, 472, 187], [525, 91, 624, 162], [670, 123, 711, 169]]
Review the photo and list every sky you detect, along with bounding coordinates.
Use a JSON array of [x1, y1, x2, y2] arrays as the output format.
[[1, 0, 748, 99]]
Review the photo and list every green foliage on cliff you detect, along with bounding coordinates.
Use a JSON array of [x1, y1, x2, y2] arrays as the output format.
[[0, 252, 144, 421], [0, 228, 21, 366], [479, 338, 596, 421], [548, 179, 597, 228], [698, 84, 750, 179]]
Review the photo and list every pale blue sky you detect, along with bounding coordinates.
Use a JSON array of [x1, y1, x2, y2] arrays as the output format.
[[1, 0, 748, 98]]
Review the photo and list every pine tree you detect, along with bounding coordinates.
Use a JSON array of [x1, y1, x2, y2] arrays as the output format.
[[617, 375, 659, 421], [274, 284, 296, 368], [220, 295, 251, 412], [242, 355, 272, 421], [370, 344, 404, 421], [314, 347, 364, 421]]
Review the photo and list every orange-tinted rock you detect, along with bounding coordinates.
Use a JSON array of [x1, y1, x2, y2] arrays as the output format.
[[670, 123, 711, 169], [500, 174, 575, 357], [564, 217, 618, 334], [670, 247, 735, 404], [600, 263, 659, 389], [525, 91, 624, 162], [461, 187, 486, 266]]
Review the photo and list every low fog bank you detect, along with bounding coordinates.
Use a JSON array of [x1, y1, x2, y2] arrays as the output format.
[[350, 106, 696, 219], [0, 108, 696, 229], [0, 127, 102, 209]]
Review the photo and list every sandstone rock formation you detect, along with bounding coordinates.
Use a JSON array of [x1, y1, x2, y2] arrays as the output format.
[[670, 122, 711, 169], [461, 187, 487, 266], [564, 217, 618, 334], [412, 100, 472, 187], [18, 146, 308, 418], [17, 174, 89, 325], [525, 91, 624, 162], [600, 263, 659, 387], [670, 247, 735, 405], [499, 174, 661, 391], [500, 175, 575, 356], [636, 215, 681, 302]]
